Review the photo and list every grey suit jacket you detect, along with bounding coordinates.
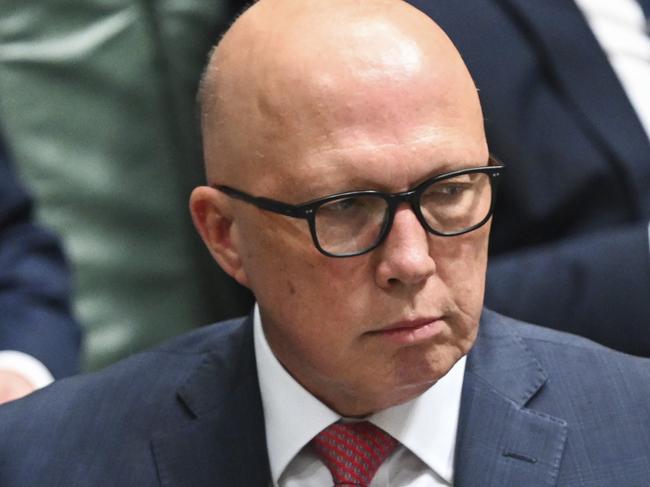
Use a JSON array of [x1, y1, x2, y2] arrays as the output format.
[[0, 309, 649, 485]]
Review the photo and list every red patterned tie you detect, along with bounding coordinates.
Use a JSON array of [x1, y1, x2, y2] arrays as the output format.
[[311, 421, 399, 486]]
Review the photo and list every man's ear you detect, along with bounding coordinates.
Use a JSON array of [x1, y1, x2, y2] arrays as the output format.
[[189, 186, 249, 287]]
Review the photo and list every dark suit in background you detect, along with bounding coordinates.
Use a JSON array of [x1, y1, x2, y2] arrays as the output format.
[[0, 310, 648, 486], [0, 134, 80, 378], [408, 0, 650, 355]]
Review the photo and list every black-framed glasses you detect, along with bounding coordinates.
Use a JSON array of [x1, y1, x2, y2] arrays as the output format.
[[214, 160, 504, 258]]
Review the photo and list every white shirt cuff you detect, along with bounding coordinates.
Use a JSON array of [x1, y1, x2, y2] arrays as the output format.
[[0, 351, 55, 389]]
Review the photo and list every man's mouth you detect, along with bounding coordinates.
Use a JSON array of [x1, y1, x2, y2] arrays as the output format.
[[368, 317, 445, 344]]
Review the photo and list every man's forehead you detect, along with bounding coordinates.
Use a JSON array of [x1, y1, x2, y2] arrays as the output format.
[[213, 0, 460, 91], [201, 0, 482, 188], [262, 131, 488, 205]]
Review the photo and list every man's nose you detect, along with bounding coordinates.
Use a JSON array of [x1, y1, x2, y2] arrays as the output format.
[[374, 203, 436, 288]]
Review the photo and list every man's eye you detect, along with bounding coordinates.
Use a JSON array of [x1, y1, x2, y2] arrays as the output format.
[[431, 183, 469, 197], [322, 197, 364, 213]]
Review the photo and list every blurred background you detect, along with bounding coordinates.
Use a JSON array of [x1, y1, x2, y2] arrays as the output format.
[[0, 0, 252, 371]]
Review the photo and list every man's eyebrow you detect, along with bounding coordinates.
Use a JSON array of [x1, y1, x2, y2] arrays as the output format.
[[299, 162, 477, 199]]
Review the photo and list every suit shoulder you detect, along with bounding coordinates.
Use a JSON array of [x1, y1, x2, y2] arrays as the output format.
[[0, 316, 250, 426], [0, 316, 254, 485], [482, 309, 650, 386]]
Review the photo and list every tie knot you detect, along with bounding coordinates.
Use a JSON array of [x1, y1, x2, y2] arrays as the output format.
[[311, 421, 399, 486]]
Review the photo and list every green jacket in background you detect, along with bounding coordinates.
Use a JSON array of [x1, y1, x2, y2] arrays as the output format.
[[0, 0, 253, 370]]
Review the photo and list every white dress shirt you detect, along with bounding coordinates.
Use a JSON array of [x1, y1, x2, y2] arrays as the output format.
[[253, 305, 466, 486]]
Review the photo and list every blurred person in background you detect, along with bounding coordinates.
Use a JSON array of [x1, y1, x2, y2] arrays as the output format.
[[408, 0, 650, 355], [0, 0, 252, 370], [0, 130, 80, 404]]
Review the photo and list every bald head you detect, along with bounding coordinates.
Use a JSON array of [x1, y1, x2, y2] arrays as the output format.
[[199, 0, 483, 188]]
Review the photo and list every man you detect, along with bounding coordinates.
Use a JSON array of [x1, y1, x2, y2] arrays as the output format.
[[1, 1, 649, 485], [0, 132, 80, 403], [407, 0, 650, 356]]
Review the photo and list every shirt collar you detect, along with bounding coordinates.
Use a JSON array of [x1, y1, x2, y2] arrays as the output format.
[[254, 303, 466, 485]]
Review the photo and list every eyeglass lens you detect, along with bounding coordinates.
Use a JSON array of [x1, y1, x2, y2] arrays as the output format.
[[313, 171, 493, 255], [419, 171, 492, 234], [314, 195, 388, 255]]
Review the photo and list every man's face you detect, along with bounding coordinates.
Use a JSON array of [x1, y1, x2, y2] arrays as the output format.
[[196, 4, 491, 416], [228, 57, 489, 416]]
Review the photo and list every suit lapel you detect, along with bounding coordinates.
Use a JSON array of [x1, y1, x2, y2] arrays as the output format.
[[498, 0, 650, 211], [454, 311, 568, 486], [151, 317, 271, 487]]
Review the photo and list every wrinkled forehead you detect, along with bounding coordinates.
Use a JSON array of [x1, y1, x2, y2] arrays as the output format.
[[202, 0, 484, 193]]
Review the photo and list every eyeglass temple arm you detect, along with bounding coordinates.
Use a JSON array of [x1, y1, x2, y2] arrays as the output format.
[[213, 185, 308, 218]]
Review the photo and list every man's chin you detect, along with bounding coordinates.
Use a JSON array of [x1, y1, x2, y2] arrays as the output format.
[[348, 380, 439, 417]]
